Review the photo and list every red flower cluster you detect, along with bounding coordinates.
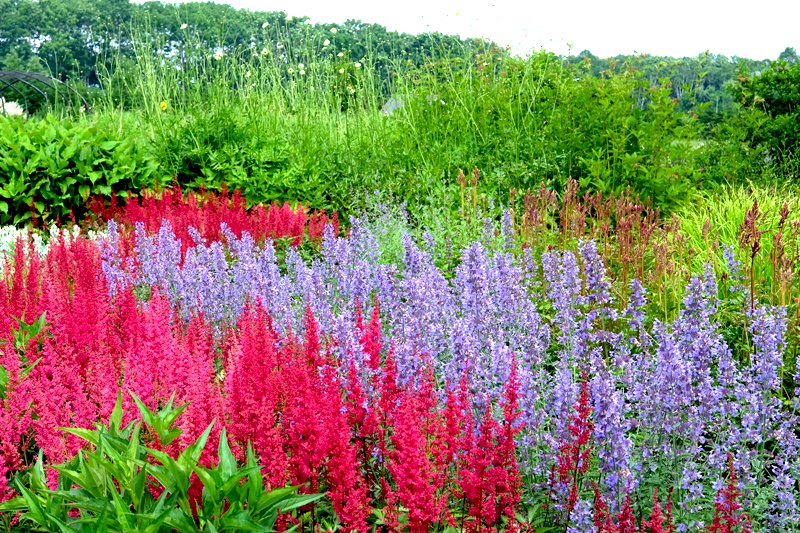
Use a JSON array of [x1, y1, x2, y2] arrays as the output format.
[[549, 371, 594, 523], [87, 183, 339, 255]]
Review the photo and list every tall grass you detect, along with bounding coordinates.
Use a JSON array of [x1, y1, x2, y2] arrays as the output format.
[[84, 13, 732, 217]]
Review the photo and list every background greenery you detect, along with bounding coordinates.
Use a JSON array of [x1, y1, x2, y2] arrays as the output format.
[[0, 0, 798, 223]]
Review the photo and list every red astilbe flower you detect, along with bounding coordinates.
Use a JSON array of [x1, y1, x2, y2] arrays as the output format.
[[383, 360, 451, 533], [282, 304, 370, 532], [319, 348, 371, 533], [704, 455, 752, 533], [592, 481, 615, 533], [591, 482, 640, 533], [549, 371, 594, 524], [665, 487, 676, 533], [90, 184, 337, 257], [307, 209, 340, 242], [283, 307, 327, 495], [641, 487, 665, 533], [617, 489, 638, 533], [495, 355, 525, 530], [223, 302, 288, 488], [459, 401, 500, 533], [358, 295, 383, 372], [346, 296, 384, 474], [452, 358, 526, 533]]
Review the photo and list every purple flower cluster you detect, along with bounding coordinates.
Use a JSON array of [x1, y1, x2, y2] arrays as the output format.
[[97, 219, 799, 529]]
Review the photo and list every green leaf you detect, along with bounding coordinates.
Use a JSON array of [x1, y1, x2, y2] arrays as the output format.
[[100, 141, 120, 150], [217, 429, 236, 480], [109, 390, 124, 432], [108, 482, 134, 530], [218, 511, 271, 532], [15, 482, 48, 527]]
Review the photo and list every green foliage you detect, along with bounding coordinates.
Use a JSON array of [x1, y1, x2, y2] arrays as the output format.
[[0, 391, 322, 533], [0, 114, 162, 225], [730, 59, 800, 166], [2, 0, 797, 218]]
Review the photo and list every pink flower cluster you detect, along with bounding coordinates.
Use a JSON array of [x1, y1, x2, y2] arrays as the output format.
[[0, 233, 525, 533]]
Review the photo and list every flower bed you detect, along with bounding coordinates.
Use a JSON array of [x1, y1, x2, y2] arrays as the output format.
[[0, 188, 798, 532]]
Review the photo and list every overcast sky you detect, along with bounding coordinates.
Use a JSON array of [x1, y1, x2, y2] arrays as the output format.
[[196, 0, 798, 60]]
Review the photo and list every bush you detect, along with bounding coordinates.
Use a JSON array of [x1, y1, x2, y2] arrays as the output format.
[[730, 60, 800, 166], [0, 114, 163, 226]]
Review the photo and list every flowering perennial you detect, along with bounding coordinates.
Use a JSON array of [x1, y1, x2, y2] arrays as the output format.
[[0, 210, 799, 531]]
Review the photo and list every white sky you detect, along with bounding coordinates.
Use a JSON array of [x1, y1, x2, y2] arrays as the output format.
[[208, 0, 798, 60]]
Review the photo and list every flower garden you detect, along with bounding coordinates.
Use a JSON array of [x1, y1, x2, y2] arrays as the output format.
[[0, 174, 797, 533]]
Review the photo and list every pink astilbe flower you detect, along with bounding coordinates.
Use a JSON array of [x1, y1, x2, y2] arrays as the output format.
[[6, 234, 44, 323], [176, 313, 223, 454], [0, 343, 33, 502], [121, 289, 175, 426], [44, 233, 121, 420]]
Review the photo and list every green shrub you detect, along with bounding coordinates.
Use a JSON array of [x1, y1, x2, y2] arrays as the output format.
[[0, 114, 163, 225], [730, 60, 800, 167]]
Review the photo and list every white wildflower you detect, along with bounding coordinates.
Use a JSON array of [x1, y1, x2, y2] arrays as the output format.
[[262, 22, 269, 28], [330, 28, 337, 34], [245, 71, 251, 77], [323, 39, 330, 46], [338, 68, 344, 73], [285, 15, 292, 21], [298, 63, 304, 69], [0, 98, 26, 118], [354, 62, 361, 68], [337, 52, 343, 57], [180, 23, 188, 30], [262, 48, 269, 55], [299, 70, 305, 75]]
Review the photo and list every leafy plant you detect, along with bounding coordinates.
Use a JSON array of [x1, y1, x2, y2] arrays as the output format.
[[0, 114, 162, 226], [0, 391, 322, 533]]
